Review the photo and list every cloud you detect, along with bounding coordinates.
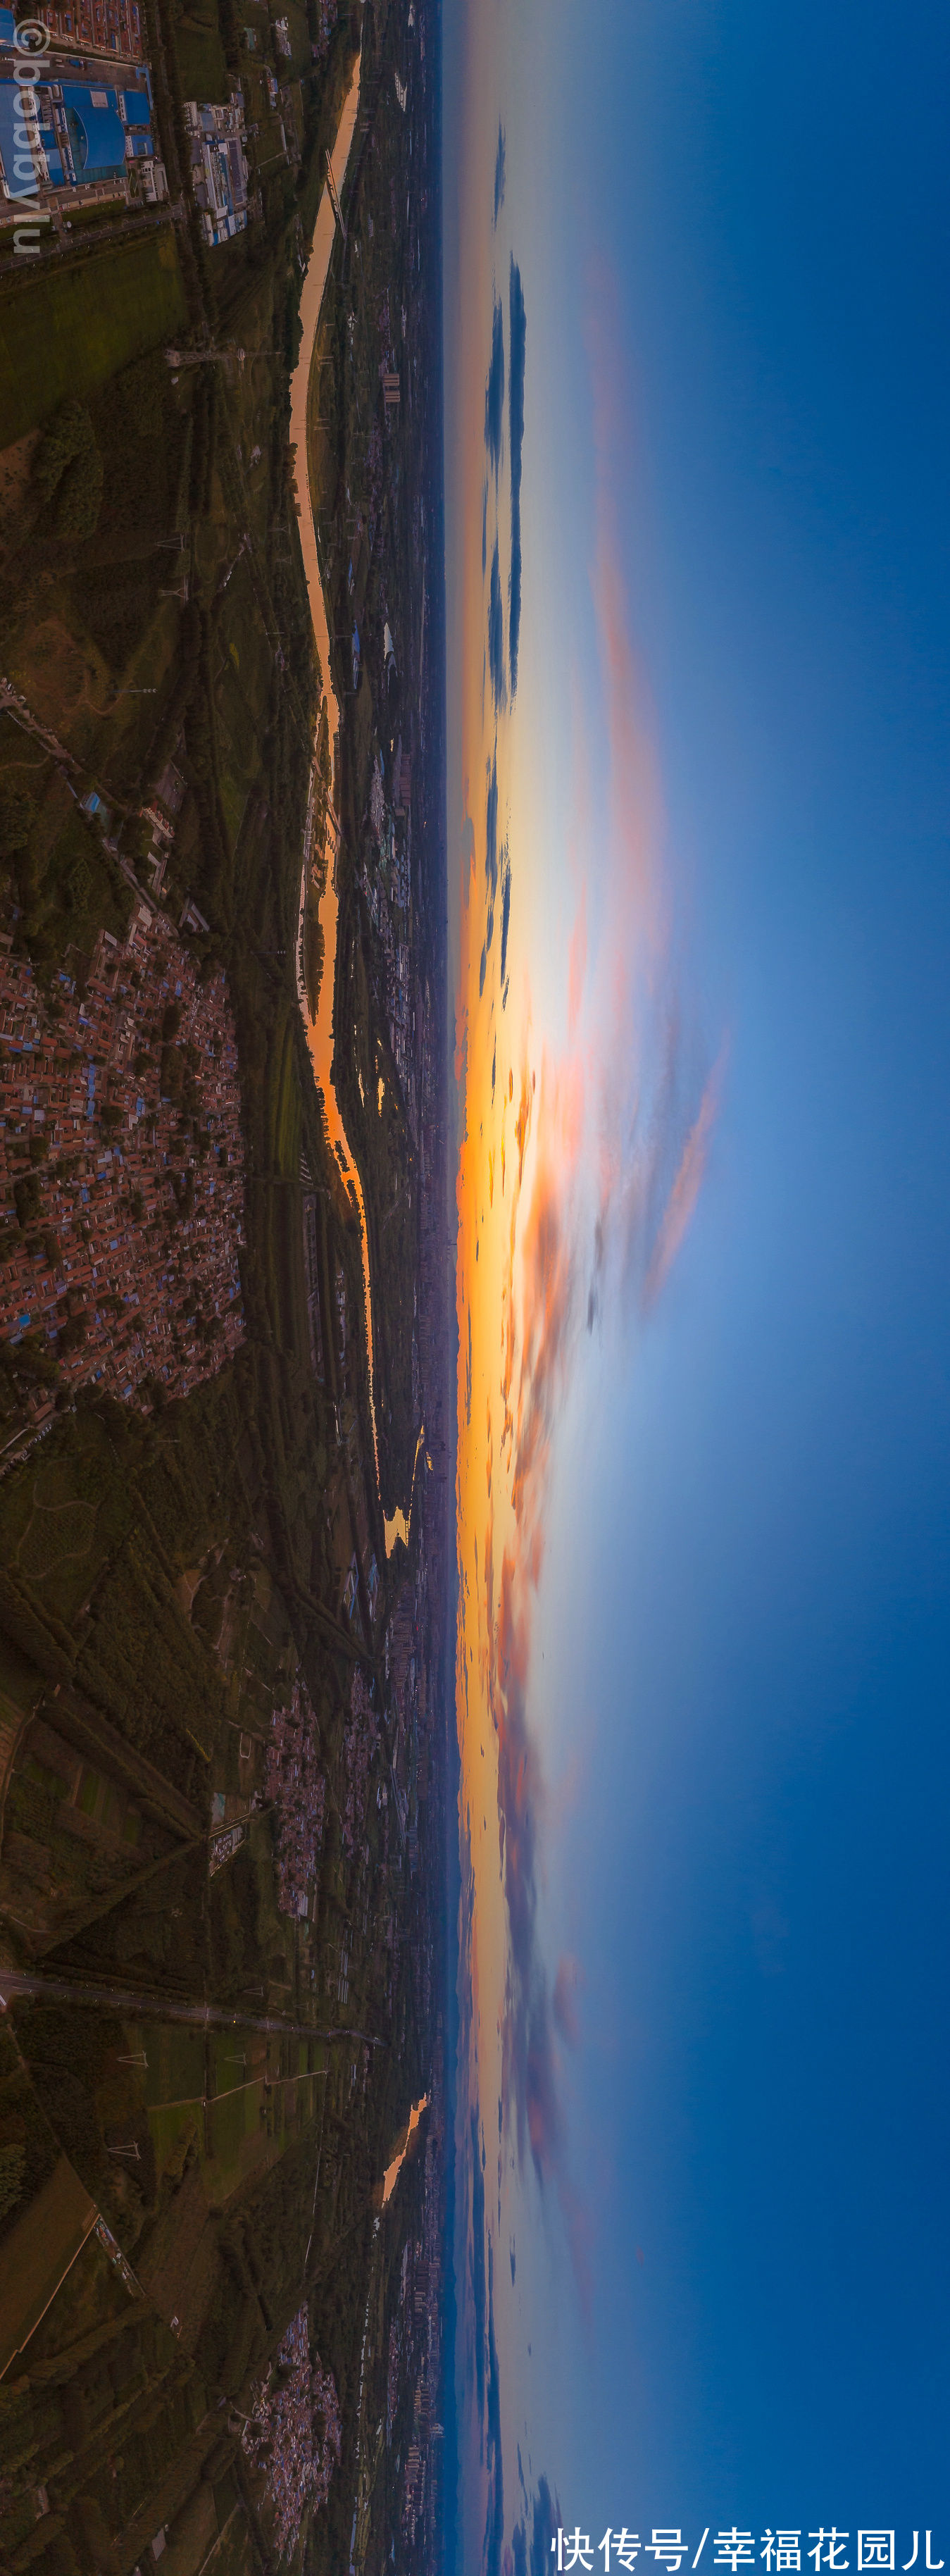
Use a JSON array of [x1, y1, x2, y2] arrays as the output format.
[[592, 519, 664, 959], [456, 257, 725, 2462], [643, 1044, 727, 1306], [483, 2230, 504, 2576], [485, 293, 505, 478], [480, 351, 725, 2254], [552, 1953, 582, 2047], [470, 2109, 487, 2419], [494, 120, 506, 226], [499, 842, 512, 986], [480, 754, 501, 994], [508, 259, 526, 695], [487, 1512, 561, 2192], [486, 751, 499, 903], [511, 1057, 583, 1531], [508, 2476, 560, 2576], [477, 1063, 604, 2280], [489, 540, 506, 711]]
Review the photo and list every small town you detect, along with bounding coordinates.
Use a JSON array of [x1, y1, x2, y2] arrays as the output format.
[[239, 2303, 342, 2561], [263, 1674, 327, 1919], [0, 895, 245, 1423]]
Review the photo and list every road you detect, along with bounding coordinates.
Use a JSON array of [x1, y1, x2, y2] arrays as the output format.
[[0, 200, 182, 282], [0, 1963, 383, 2047]]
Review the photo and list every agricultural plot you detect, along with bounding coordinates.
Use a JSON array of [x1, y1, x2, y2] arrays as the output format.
[[0, 235, 187, 448], [175, 0, 230, 101]]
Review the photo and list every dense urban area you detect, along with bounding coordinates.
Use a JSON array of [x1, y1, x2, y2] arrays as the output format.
[[0, 0, 454, 2566]]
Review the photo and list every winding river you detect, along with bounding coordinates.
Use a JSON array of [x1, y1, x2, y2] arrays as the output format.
[[288, 52, 417, 1558]]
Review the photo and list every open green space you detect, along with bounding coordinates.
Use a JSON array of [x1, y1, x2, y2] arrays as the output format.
[[148, 2096, 202, 2172], [175, 0, 230, 101], [142, 2020, 206, 2106], [0, 234, 187, 447]]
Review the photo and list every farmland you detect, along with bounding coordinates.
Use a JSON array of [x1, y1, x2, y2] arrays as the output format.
[[0, 0, 451, 2565], [0, 234, 187, 449]]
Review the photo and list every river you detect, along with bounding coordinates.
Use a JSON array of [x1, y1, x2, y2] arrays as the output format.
[[287, 53, 419, 1560], [380, 2093, 428, 2207]]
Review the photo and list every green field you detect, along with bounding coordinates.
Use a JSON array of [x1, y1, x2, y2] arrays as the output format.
[[207, 2082, 252, 2174], [213, 2510, 257, 2576], [175, 0, 230, 104], [0, 1629, 41, 1712], [148, 2097, 202, 2172], [142, 2022, 206, 2107], [0, 232, 187, 446]]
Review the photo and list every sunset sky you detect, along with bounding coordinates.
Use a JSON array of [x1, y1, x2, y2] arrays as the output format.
[[443, 1, 950, 2566]]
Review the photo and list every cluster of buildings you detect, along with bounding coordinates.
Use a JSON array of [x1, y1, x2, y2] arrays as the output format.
[[361, 767, 418, 1138], [311, 0, 337, 61], [392, 2076, 445, 2552], [340, 1664, 375, 1859], [208, 1818, 246, 1875], [263, 1675, 326, 1919], [0, 4, 256, 238], [386, 2304, 401, 2446], [183, 90, 249, 246], [33, 0, 144, 59], [241, 2307, 342, 2559], [0, 900, 245, 1417], [384, 1565, 436, 1874], [0, 15, 167, 217]]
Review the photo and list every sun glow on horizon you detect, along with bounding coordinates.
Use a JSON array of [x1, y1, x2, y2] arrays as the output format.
[[448, 7, 724, 2560]]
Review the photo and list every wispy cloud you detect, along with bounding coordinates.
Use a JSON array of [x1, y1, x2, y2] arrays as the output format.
[[475, 269, 725, 2273], [552, 1953, 583, 2047], [644, 1044, 727, 1306], [508, 2475, 560, 2576], [508, 259, 527, 695], [489, 539, 506, 712], [485, 292, 505, 478], [493, 120, 506, 227]]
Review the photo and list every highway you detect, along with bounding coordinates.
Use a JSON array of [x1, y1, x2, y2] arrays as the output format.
[[0, 1963, 382, 2047]]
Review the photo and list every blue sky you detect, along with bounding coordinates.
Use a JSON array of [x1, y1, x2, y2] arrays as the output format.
[[444, 0, 950, 2561]]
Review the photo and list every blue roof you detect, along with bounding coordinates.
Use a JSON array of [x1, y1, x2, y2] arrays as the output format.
[[62, 83, 126, 180], [121, 83, 151, 123], [0, 82, 39, 192], [0, 8, 17, 42], [128, 130, 152, 156]]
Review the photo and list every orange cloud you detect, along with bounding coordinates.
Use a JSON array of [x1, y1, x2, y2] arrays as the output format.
[[451, 211, 724, 2371]]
